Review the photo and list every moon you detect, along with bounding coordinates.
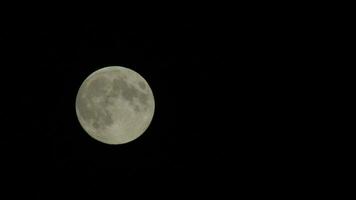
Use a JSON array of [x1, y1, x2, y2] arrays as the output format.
[[75, 66, 155, 144]]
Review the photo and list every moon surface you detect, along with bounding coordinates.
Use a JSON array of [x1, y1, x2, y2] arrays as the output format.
[[75, 66, 155, 144]]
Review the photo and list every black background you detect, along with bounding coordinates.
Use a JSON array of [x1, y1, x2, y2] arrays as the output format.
[[0, 10, 314, 197], [0, 16, 240, 196]]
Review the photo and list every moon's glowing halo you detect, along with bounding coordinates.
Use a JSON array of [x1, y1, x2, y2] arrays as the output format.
[[75, 66, 155, 144]]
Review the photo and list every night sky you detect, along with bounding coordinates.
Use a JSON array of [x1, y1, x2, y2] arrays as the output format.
[[0, 17, 236, 194], [1, 13, 306, 197]]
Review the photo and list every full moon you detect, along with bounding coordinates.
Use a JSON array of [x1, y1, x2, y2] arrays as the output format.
[[75, 66, 155, 144]]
